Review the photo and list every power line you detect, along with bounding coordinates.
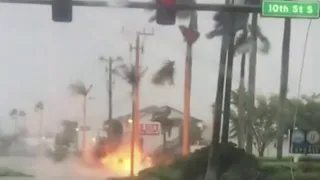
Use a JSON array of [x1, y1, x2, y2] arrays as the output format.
[[290, 19, 312, 180], [292, 19, 312, 130]]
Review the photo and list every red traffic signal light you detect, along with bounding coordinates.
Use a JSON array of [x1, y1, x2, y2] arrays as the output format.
[[161, 0, 175, 6], [156, 0, 177, 25], [52, 0, 72, 22]]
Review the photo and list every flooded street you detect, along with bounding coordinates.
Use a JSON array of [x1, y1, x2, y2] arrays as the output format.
[[0, 156, 113, 180]]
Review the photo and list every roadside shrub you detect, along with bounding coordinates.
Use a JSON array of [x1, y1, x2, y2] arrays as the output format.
[[179, 143, 260, 180], [260, 161, 320, 174], [299, 155, 320, 162], [297, 162, 320, 172], [259, 163, 292, 174]]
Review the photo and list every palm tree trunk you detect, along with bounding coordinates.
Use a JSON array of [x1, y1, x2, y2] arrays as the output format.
[[205, 35, 228, 180], [277, 18, 291, 159], [24, 116, 27, 134], [38, 111, 43, 154], [14, 117, 18, 133], [246, 13, 258, 153], [39, 112, 43, 139], [82, 96, 87, 153], [221, 15, 236, 143], [162, 132, 167, 150], [211, 38, 227, 152], [237, 51, 246, 149], [182, 43, 192, 155]]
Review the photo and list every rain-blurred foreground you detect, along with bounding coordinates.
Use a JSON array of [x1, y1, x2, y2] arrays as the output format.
[[0, 156, 113, 180]]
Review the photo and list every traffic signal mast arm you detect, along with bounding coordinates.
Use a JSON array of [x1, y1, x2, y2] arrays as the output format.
[[0, 0, 261, 13]]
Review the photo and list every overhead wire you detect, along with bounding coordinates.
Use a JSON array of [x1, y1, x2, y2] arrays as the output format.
[[289, 19, 313, 180]]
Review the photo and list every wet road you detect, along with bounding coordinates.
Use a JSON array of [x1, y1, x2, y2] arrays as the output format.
[[0, 156, 113, 180]]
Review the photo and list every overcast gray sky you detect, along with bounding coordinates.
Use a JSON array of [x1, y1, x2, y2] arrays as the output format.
[[0, 0, 318, 134]]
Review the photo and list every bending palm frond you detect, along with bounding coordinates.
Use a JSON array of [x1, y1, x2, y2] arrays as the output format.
[[256, 29, 270, 54], [113, 63, 148, 86], [152, 60, 175, 86], [234, 25, 270, 55], [35, 101, 44, 111], [69, 81, 88, 96], [206, 12, 249, 40], [10, 109, 18, 116]]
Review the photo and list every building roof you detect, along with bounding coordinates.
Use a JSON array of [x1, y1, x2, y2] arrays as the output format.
[[114, 105, 204, 123]]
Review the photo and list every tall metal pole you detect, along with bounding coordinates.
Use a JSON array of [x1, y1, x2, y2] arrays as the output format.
[[108, 58, 113, 121], [130, 29, 153, 177], [100, 56, 120, 121], [0, 0, 262, 13]]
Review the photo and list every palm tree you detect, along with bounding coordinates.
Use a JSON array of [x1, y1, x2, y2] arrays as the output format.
[[229, 90, 250, 148], [204, 6, 271, 179], [151, 106, 177, 150], [205, 12, 250, 161], [276, 16, 291, 160], [18, 110, 27, 133], [206, 10, 270, 149], [152, 12, 199, 156], [35, 101, 44, 141], [9, 109, 18, 133], [112, 58, 148, 125], [69, 80, 93, 152], [113, 60, 148, 88]]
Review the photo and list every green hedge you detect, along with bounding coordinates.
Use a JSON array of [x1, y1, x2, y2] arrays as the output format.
[[259, 156, 293, 162], [259, 156, 320, 163], [269, 172, 320, 180], [261, 161, 320, 172], [299, 155, 320, 162]]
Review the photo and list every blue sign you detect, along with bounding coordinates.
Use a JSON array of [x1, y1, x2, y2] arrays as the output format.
[[290, 129, 320, 154]]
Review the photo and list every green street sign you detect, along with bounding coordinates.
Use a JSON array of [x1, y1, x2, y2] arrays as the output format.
[[262, 1, 320, 18]]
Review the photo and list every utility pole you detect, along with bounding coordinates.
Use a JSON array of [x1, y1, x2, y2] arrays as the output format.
[[129, 29, 154, 177], [108, 59, 113, 121], [100, 56, 121, 121]]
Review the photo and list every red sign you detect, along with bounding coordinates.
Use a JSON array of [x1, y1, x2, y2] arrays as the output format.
[[140, 123, 160, 135]]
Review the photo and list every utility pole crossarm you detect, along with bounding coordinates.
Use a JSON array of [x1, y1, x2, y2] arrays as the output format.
[[0, 0, 261, 13]]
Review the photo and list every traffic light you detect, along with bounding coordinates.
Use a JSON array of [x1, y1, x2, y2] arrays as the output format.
[[156, 0, 177, 25], [52, 0, 72, 22]]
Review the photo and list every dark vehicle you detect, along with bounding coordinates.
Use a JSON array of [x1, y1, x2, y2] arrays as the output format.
[[92, 120, 123, 163], [51, 145, 69, 162]]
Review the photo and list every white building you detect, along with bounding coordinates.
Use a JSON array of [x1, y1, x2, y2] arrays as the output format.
[[115, 105, 206, 155]]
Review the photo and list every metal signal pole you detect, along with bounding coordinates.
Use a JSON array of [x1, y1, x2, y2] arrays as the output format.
[[0, 0, 262, 13], [129, 29, 153, 177]]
